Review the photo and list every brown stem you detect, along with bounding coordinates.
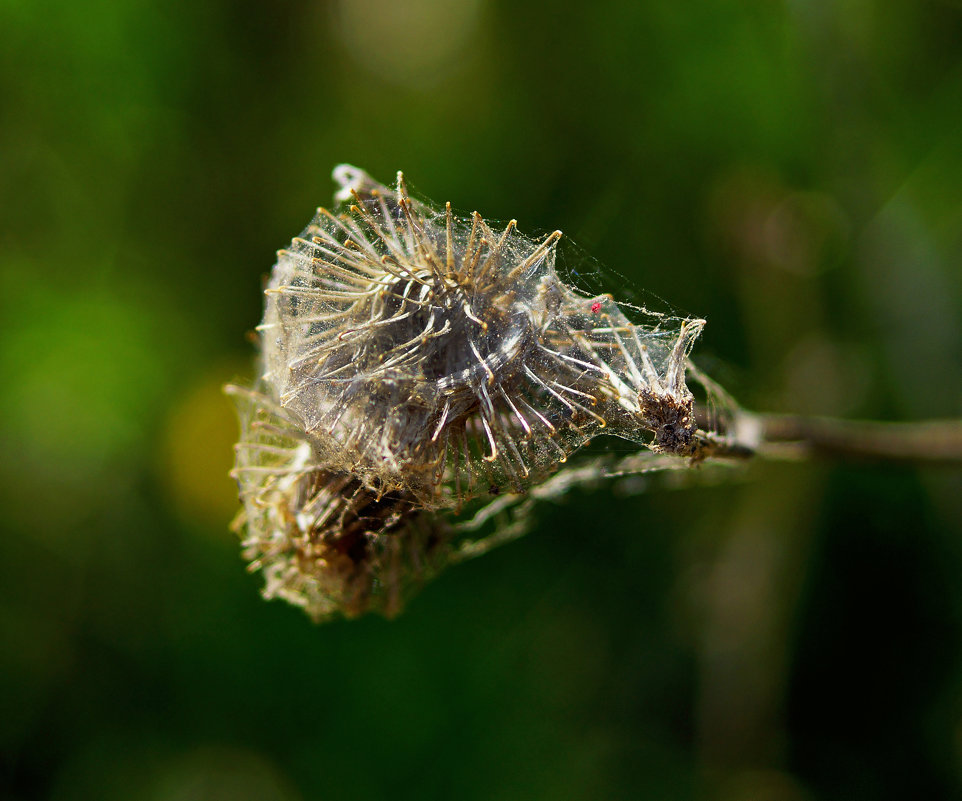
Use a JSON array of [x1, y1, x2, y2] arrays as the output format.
[[693, 401, 962, 466], [740, 414, 962, 466]]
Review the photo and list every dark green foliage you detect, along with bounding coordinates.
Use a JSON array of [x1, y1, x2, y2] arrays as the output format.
[[2, 1, 962, 798]]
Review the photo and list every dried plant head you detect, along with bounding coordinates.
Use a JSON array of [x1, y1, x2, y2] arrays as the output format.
[[226, 384, 451, 621], [227, 165, 717, 620], [257, 165, 706, 508]]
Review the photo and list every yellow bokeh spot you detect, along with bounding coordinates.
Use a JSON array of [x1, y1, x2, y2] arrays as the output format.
[[161, 362, 249, 535]]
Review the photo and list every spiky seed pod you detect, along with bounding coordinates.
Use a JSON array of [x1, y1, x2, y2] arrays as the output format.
[[226, 385, 450, 621], [228, 166, 711, 620], [258, 165, 706, 507]]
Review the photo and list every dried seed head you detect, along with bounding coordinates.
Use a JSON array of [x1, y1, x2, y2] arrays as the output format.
[[229, 165, 710, 620], [257, 166, 705, 506], [226, 385, 450, 621]]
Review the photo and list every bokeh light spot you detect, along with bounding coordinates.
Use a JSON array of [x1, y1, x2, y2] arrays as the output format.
[[161, 363, 247, 534], [332, 0, 485, 87]]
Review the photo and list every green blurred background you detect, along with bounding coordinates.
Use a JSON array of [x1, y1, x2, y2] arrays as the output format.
[[3, 0, 962, 798]]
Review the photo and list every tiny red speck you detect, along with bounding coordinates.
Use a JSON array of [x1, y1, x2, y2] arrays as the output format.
[[590, 302, 601, 314]]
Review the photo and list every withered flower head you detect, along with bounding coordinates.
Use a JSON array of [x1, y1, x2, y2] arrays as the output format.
[[227, 384, 450, 622], [228, 165, 706, 621], [258, 166, 703, 502]]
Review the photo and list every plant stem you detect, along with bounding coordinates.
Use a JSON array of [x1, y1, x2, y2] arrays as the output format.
[[755, 414, 962, 466], [703, 412, 962, 467]]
